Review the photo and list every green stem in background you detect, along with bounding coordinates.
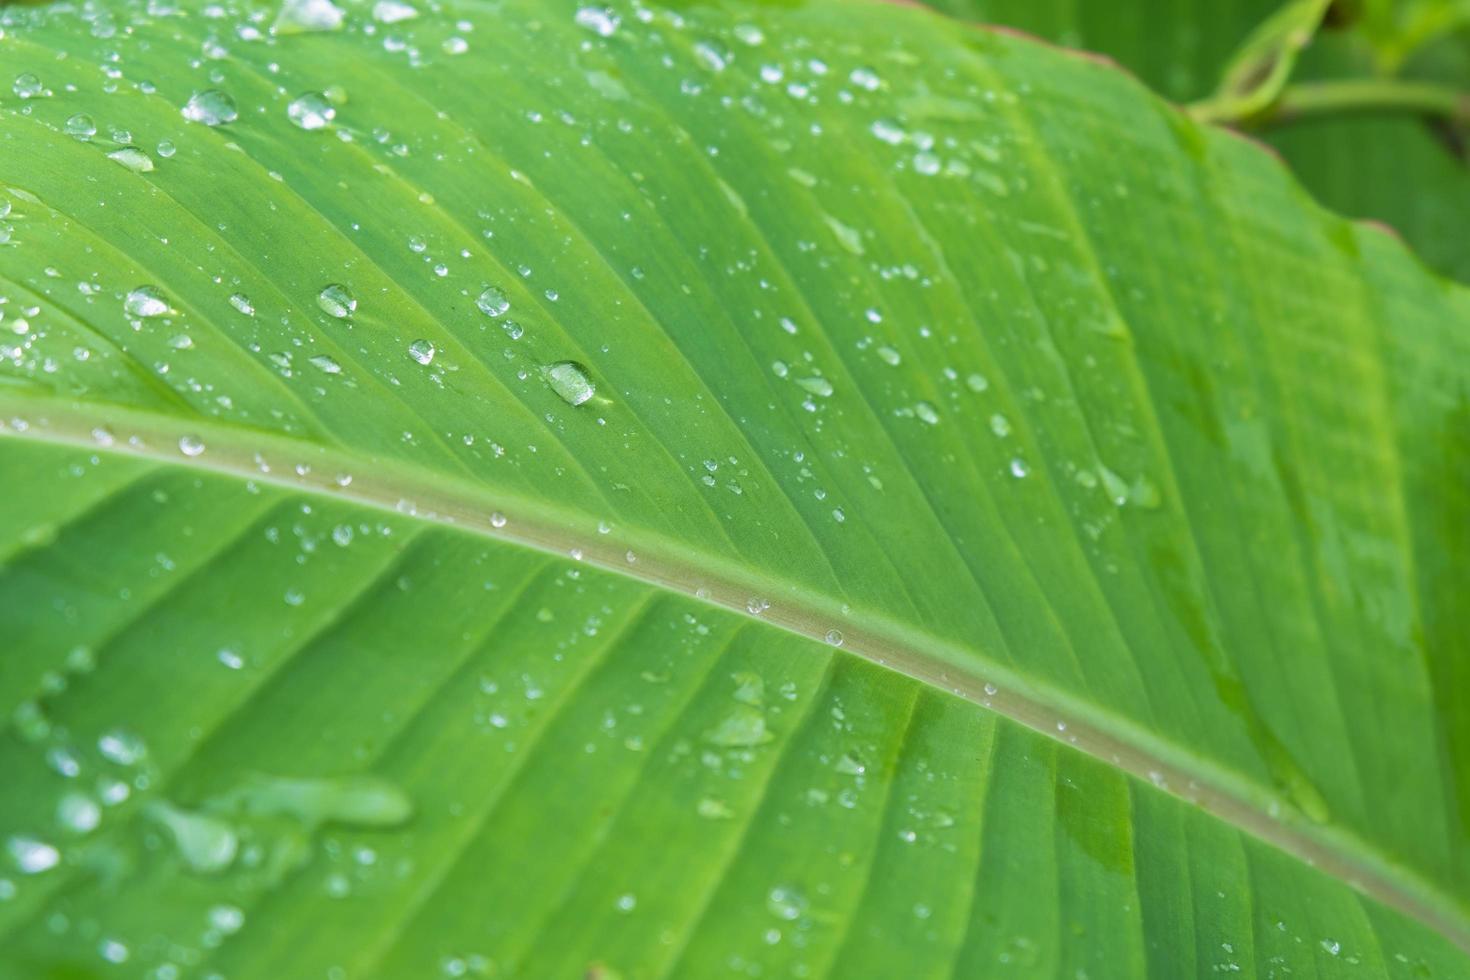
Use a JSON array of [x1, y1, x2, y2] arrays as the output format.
[[1191, 77, 1470, 129]]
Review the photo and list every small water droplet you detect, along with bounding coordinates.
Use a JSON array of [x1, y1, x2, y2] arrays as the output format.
[[208, 904, 245, 935], [766, 885, 807, 921], [1009, 458, 1028, 478], [914, 401, 940, 425], [989, 413, 1011, 438], [181, 89, 238, 126], [407, 339, 435, 365], [317, 283, 356, 318], [615, 893, 637, 913], [287, 91, 336, 130], [125, 285, 170, 318], [228, 292, 255, 316], [876, 346, 901, 366], [178, 435, 206, 457], [489, 511, 507, 529], [541, 361, 595, 406], [824, 629, 844, 646]]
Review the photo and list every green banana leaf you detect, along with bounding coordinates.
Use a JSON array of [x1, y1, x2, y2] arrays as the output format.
[[927, 0, 1470, 282], [1, 0, 1467, 976]]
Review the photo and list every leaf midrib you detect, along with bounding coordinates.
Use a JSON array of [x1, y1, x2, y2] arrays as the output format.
[[2, 389, 1465, 952]]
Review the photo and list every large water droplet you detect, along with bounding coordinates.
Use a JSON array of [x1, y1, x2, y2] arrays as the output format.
[[181, 89, 238, 126], [179, 435, 206, 457], [476, 285, 510, 317], [542, 361, 595, 406], [574, 5, 619, 36], [7, 836, 59, 874], [12, 73, 45, 99], [317, 283, 356, 318], [64, 113, 97, 139], [124, 285, 170, 318], [107, 147, 155, 173], [274, 0, 345, 34], [147, 802, 238, 873], [287, 92, 336, 130], [407, 339, 435, 365], [915, 401, 940, 425], [229, 293, 256, 316]]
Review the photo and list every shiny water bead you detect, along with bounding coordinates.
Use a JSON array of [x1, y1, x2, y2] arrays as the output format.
[[181, 89, 238, 126], [287, 92, 336, 130]]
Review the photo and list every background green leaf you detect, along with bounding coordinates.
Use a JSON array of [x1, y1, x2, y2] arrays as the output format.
[[0, 0, 1467, 976], [927, 0, 1470, 282]]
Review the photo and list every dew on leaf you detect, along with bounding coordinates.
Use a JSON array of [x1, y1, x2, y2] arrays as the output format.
[[57, 793, 100, 834], [274, 0, 345, 34], [124, 285, 170, 318], [12, 73, 44, 99], [317, 283, 356, 318], [408, 339, 435, 365], [915, 401, 940, 425], [178, 435, 206, 457], [476, 285, 510, 317], [309, 354, 342, 374], [8, 836, 59, 874], [541, 361, 595, 406], [229, 292, 255, 316], [287, 92, 336, 130], [767, 885, 808, 921], [146, 802, 238, 873], [64, 113, 96, 139], [181, 89, 238, 126], [107, 147, 155, 173], [574, 5, 620, 36], [372, 0, 418, 22]]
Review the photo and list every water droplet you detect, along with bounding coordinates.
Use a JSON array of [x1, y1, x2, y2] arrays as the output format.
[[217, 648, 245, 670], [476, 285, 510, 317], [57, 793, 100, 834], [876, 346, 901, 366], [317, 283, 356, 318], [12, 73, 44, 99], [1321, 939, 1341, 956], [824, 214, 865, 255], [407, 339, 435, 365], [615, 893, 637, 913], [125, 285, 170, 318], [107, 147, 155, 173], [766, 885, 808, 921], [178, 435, 206, 457], [966, 372, 989, 392], [746, 597, 769, 615], [181, 89, 238, 126], [989, 413, 1011, 438], [229, 292, 255, 316], [1009, 458, 1028, 478], [8, 836, 59, 874], [915, 401, 940, 425], [541, 361, 595, 406], [156, 139, 177, 158], [309, 354, 342, 374], [489, 511, 507, 529], [697, 797, 733, 820], [64, 113, 96, 139], [574, 4, 619, 36], [274, 0, 345, 34], [147, 802, 238, 873], [98, 729, 147, 765], [836, 752, 866, 775], [983, 682, 998, 697], [98, 938, 129, 964], [287, 92, 336, 130], [824, 629, 844, 646], [372, 0, 418, 22], [208, 904, 245, 935], [796, 376, 833, 398]]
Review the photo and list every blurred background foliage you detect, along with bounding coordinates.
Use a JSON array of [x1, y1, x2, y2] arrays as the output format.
[[927, 0, 1470, 283]]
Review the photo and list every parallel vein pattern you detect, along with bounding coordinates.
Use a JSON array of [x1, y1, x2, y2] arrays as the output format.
[[0, 0, 1466, 976]]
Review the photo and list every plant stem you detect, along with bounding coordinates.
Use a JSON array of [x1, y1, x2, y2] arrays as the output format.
[[1201, 77, 1470, 129]]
